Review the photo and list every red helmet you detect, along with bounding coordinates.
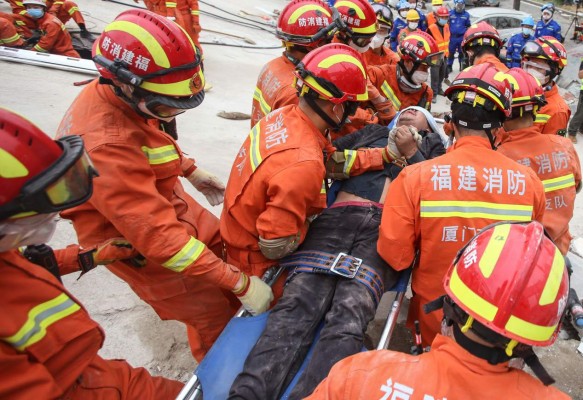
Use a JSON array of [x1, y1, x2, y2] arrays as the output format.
[[506, 68, 547, 117], [334, 0, 378, 37], [294, 43, 368, 103], [436, 6, 449, 18], [462, 21, 503, 52], [521, 36, 568, 71], [93, 9, 204, 100], [275, 0, 335, 49], [445, 63, 513, 118], [445, 221, 569, 348], [399, 31, 443, 66], [0, 108, 97, 220]]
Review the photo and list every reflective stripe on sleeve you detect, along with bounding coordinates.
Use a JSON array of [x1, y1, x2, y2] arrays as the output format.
[[420, 200, 533, 221], [381, 80, 401, 110], [253, 86, 272, 116], [343, 149, 357, 176], [141, 145, 179, 165], [249, 124, 263, 171], [542, 173, 575, 193], [534, 114, 550, 124], [162, 236, 206, 272], [2, 293, 81, 351]]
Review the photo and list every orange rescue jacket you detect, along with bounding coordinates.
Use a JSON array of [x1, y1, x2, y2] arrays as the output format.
[[535, 84, 571, 136], [46, 0, 85, 26], [0, 15, 24, 47], [362, 45, 400, 67], [58, 80, 241, 292], [166, 0, 201, 50], [367, 63, 434, 111], [498, 127, 581, 254], [307, 335, 570, 400], [250, 54, 299, 128], [0, 250, 182, 399], [31, 12, 79, 57], [474, 54, 509, 72], [377, 136, 546, 346], [222, 105, 331, 270]]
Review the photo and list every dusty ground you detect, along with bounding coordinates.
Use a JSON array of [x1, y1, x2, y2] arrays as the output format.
[[1, 0, 583, 397]]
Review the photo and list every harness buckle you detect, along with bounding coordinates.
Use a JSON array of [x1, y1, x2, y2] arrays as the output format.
[[330, 252, 362, 279]]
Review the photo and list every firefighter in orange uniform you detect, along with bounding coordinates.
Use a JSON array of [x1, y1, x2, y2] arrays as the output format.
[[142, 0, 169, 17], [427, 6, 449, 100], [333, 0, 398, 133], [58, 10, 273, 362], [363, 2, 400, 67], [222, 44, 370, 299], [166, 0, 202, 54], [250, 0, 336, 128], [45, 0, 89, 37], [0, 108, 183, 399], [521, 36, 571, 136], [22, 0, 79, 57], [498, 68, 581, 255], [368, 31, 439, 111], [462, 21, 507, 71], [397, 9, 419, 45], [309, 222, 570, 400], [426, 0, 443, 27], [376, 64, 546, 347], [0, 14, 25, 47]]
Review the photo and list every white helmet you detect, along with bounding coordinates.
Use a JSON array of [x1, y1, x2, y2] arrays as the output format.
[[22, 0, 47, 7]]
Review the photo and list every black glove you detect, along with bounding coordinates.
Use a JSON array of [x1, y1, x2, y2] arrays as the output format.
[[78, 23, 92, 39], [25, 30, 41, 46]]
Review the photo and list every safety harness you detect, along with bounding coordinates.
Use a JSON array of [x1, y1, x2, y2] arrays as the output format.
[[279, 250, 385, 306]]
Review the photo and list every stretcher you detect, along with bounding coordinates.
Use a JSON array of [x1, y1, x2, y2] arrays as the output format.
[[175, 265, 411, 400]]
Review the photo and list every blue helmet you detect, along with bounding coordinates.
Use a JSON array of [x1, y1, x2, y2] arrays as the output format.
[[541, 3, 555, 13], [521, 16, 535, 26], [397, 1, 410, 11], [453, 0, 465, 5]]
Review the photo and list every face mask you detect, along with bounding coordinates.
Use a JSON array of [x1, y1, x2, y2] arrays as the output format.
[[400, 11, 408, 18], [438, 18, 448, 26], [332, 103, 345, 125], [542, 11, 552, 21], [0, 213, 57, 252], [408, 22, 419, 30], [455, 4, 464, 12], [26, 8, 44, 19], [522, 28, 534, 36], [526, 68, 548, 85], [370, 33, 386, 49], [412, 70, 429, 84], [348, 40, 371, 53]]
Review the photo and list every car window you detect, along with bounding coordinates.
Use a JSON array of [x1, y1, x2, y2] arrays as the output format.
[[495, 16, 522, 30]]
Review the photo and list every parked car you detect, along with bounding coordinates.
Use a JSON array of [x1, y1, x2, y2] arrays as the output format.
[[467, 7, 531, 42]]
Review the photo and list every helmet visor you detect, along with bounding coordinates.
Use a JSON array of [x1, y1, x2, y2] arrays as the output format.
[[0, 135, 97, 220], [521, 41, 545, 59], [423, 51, 445, 66]]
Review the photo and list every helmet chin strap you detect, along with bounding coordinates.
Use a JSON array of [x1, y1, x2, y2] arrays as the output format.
[[397, 62, 422, 92], [303, 91, 350, 131]]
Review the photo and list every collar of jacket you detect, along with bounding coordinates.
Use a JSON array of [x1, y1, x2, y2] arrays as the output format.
[[294, 105, 335, 154], [504, 126, 541, 142], [431, 334, 512, 375], [452, 135, 491, 151]]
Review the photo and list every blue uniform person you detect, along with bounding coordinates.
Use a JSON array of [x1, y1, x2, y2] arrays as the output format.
[[535, 3, 563, 42], [506, 16, 535, 68], [447, 0, 471, 76], [390, 1, 410, 51]]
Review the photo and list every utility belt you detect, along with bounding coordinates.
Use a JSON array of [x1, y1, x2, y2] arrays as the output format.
[[279, 250, 384, 305]]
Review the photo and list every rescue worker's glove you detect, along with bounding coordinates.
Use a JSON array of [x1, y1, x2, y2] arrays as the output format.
[[232, 273, 274, 315], [387, 126, 422, 161], [367, 82, 396, 126], [25, 30, 41, 46], [78, 23, 92, 39], [258, 234, 301, 260], [186, 167, 226, 206], [78, 238, 141, 274]]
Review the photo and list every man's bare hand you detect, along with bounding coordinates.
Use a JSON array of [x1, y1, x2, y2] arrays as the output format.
[[394, 126, 420, 159]]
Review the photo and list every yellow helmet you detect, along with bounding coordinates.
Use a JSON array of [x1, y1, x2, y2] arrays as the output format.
[[432, 0, 443, 6], [406, 9, 420, 22]]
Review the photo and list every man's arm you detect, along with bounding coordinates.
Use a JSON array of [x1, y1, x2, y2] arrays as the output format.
[[33, 20, 59, 53], [377, 167, 418, 270]]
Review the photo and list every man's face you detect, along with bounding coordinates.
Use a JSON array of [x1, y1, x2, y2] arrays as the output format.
[[397, 108, 430, 131]]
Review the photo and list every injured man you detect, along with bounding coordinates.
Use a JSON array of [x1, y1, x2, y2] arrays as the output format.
[[228, 107, 447, 400]]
